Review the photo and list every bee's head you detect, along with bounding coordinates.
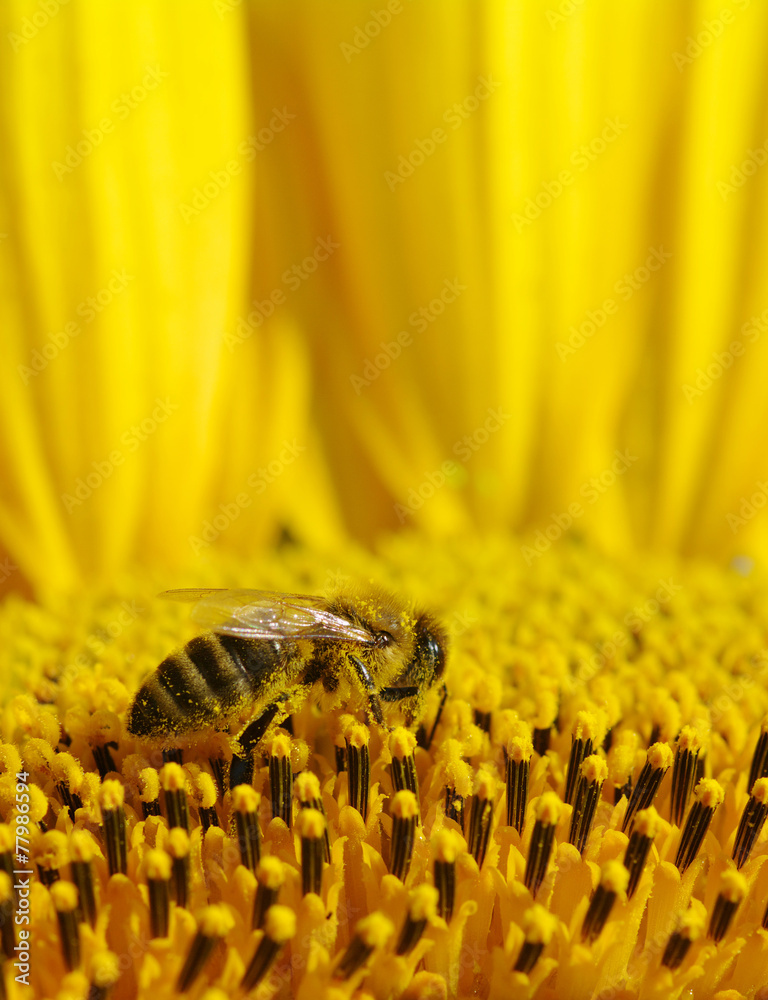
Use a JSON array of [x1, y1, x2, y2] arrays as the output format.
[[413, 612, 448, 689]]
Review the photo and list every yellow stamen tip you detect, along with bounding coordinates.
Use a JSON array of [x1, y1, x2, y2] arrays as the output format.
[[401, 972, 449, 1000], [256, 856, 286, 889], [198, 904, 235, 938], [99, 778, 125, 810], [70, 829, 99, 863], [506, 735, 533, 764], [232, 785, 260, 813], [600, 860, 629, 895], [346, 724, 369, 750], [28, 783, 51, 822], [677, 725, 702, 753], [139, 767, 160, 802], [633, 807, 661, 839], [23, 737, 54, 772], [695, 778, 724, 809], [167, 828, 191, 858], [533, 691, 559, 730], [294, 771, 321, 802], [522, 904, 558, 945], [473, 768, 497, 800], [50, 752, 85, 791], [88, 709, 121, 744], [91, 952, 121, 988], [653, 697, 681, 740], [719, 869, 747, 903], [535, 791, 563, 826], [196, 772, 218, 809], [0, 744, 22, 776], [297, 807, 325, 840], [473, 675, 502, 713], [572, 710, 601, 743], [392, 789, 419, 820], [50, 881, 79, 913], [607, 744, 635, 785], [146, 849, 172, 881], [580, 755, 608, 784], [35, 830, 69, 869], [408, 884, 439, 922], [432, 827, 463, 863], [390, 727, 417, 759], [160, 762, 186, 792], [679, 903, 707, 940], [355, 912, 394, 949], [269, 734, 291, 759], [264, 904, 297, 943], [440, 752, 473, 798], [752, 777, 768, 804], [647, 743, 674, 771]]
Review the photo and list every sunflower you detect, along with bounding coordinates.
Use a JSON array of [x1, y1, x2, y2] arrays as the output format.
[[2, 1, 768, 998]]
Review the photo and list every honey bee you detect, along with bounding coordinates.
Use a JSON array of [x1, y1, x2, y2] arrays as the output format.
[[127, 588, 448, 765]]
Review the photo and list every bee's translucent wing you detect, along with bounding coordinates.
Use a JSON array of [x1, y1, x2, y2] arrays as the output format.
[[162, 588, 234, 603], [159, 588, 374, 644]]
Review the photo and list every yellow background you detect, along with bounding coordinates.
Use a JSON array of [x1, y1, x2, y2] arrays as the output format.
[[2, 0, 768, 595]]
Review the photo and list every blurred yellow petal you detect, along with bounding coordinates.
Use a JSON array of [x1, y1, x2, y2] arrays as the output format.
[[245, 0, 768, 562], [2, 0, 768, 579]]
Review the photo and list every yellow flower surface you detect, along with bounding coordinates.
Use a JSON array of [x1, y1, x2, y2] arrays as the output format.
[[1, 535, 768, 998]]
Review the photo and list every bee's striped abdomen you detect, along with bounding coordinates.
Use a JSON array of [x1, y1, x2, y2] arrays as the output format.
[[128, 633, 274, 739], [186, 634, 253, 702]]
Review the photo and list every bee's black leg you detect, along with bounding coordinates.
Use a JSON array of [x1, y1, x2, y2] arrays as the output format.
[[380, 686, 420, 702], [348, 655, 384, 725], [230, 701, 283, 788]]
